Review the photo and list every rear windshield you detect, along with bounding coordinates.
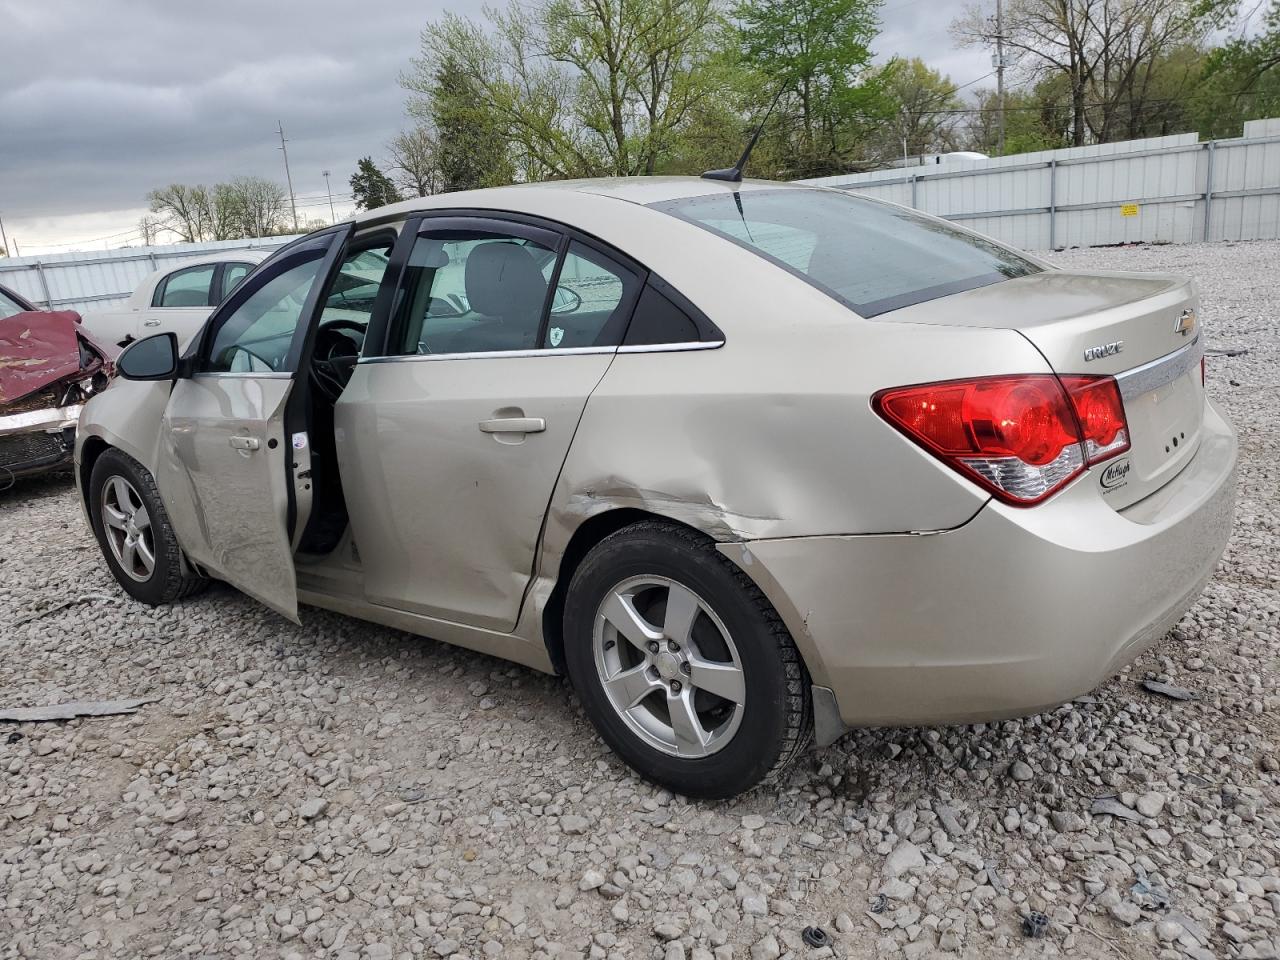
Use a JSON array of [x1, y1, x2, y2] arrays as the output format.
[[651, 189, 1040, 317]]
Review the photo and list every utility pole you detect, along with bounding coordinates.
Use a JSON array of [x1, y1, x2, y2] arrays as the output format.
[[322, 170, 336, 225], [277, 121, 299, 233], [0, 210, 9, 258], [995, 0, 1006, 156]]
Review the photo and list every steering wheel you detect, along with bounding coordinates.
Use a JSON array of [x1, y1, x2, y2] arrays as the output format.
[[309, 319, 366, 404]]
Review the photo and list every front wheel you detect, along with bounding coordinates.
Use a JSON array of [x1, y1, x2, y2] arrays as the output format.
[[564, 522, 812, 799], [88, 448, 208, 605]]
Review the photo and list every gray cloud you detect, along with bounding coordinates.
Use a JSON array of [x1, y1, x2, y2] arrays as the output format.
[[0, 0, 983, 249]]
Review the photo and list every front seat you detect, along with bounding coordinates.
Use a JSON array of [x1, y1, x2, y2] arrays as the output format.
[[463, 242, 549, 350]]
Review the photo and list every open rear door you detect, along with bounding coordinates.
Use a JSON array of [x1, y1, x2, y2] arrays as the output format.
[[154, 227, 351, 621]]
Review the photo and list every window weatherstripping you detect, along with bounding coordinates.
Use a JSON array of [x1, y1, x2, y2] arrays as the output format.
[[193, 371, 293, 380]]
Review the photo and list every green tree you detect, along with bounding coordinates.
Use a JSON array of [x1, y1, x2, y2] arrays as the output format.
[[963, 84, 1071, 155], [349, 157, 403, 211], [1194, 1, 1280, 137], [870, 58, 964, 161], [733, 0, 885, 176], [405, 56, 515, 191], [404, 0, 726, 182]]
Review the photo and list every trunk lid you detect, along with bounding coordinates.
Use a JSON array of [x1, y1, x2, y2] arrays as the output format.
[[885, 269, 1206, 509]]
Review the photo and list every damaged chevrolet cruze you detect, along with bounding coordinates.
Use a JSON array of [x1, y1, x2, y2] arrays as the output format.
[[75, 178, 1236, 798]]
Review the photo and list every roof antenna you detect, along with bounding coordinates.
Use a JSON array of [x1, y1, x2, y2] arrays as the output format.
[[701, 85, 787, 183]]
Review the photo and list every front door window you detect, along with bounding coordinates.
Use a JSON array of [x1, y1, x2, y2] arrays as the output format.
[[205, 256, 325, 373], [397, 231, 558, 355]]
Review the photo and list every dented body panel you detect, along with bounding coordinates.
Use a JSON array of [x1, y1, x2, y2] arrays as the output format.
[[0, 309, 114, 404], [1, 304, 116, 478]]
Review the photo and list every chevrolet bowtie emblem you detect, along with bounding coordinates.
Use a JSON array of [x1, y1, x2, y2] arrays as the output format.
[[1175, 308, 1197, 337]]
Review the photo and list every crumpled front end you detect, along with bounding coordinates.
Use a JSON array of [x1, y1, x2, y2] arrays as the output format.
[[0, 310, 116, 480]]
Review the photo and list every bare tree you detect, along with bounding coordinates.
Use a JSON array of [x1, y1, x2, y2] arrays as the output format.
[[204, 184, 244, 241], [387, 127, 442, 197], [227, 177, 290, 237], [954, 0, 1208, 146], [147, 184, 209, 242], [137, 215, 165, 246]]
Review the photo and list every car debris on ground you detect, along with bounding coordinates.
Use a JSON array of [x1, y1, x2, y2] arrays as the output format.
[[0, 695, 161, 723]]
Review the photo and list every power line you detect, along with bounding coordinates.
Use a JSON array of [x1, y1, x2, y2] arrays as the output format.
[[881, 86, 1272, 119]]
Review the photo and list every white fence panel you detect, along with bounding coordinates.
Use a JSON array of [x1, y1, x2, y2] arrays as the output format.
[[0, 236, 299, 314], [801, 119, 1280, 251]]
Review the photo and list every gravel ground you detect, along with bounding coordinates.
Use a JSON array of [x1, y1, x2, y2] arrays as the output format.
[[2, 239, 1278, 960]]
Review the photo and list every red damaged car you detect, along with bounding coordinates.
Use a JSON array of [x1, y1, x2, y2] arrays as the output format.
[[1, 283, 116, 482]]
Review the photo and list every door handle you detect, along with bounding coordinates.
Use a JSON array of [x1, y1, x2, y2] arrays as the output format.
[[478, 417, 546, 434], [229, 436, 260, 451], [143, 319, 161, 327]]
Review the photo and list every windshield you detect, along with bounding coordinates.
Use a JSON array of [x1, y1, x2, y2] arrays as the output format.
[[651, 189, 1041, 318]]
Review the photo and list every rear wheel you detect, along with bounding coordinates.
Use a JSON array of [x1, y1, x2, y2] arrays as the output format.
[[564, 521, 811, 799], [89, 448, 208, 605]]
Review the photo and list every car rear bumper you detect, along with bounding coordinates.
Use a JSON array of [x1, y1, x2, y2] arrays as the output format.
[[723, 398, 1237, 731]]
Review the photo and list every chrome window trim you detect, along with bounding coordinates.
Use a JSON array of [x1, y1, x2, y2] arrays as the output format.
[[193, 371, 293, 380], [358, 340, 723, 364], [618, 340, 723, 354], [1114, 335, 1201, 400]]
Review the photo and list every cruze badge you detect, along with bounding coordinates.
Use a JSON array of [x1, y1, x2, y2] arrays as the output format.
[[1175, 308, 1197, 337], [1084, 340, 1124, 362]]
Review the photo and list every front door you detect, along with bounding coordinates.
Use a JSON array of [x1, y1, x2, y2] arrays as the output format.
[[337, 217, 643, 631], [153, 228, 350, 620]]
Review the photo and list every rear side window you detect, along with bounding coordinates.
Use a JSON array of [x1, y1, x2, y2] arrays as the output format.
[[543, 242, 640, 349], [624, 286, 699, 345], [651, 189, 1040, 318], [155, 264, 217, 308]]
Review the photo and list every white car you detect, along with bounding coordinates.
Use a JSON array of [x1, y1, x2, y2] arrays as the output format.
[[83, 250, 269, 348]]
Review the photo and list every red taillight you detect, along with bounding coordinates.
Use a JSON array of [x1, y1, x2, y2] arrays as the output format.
[[1060, 376, 1129, 465], [873, 374, 1129, 506]]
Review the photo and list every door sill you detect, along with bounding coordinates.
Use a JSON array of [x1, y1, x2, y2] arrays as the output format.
[[296, 587, 555, 675]]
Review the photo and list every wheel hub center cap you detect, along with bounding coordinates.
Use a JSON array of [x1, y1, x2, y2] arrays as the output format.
[[654, 652, 682, 681]]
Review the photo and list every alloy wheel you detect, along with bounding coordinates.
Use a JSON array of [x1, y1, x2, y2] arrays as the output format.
[[592, 575, 746, 758], [100, 475, 156, 582]]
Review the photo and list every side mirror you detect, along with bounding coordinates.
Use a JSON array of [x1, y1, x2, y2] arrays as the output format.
[[117, 332, 179, 381]]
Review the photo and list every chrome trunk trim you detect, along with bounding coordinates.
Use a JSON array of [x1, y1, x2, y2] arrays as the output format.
[[1114, 335, 1202, 400]]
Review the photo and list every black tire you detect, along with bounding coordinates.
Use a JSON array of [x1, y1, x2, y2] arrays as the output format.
[[88, 448, 208, 605], [564, 521, 812, 799]]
